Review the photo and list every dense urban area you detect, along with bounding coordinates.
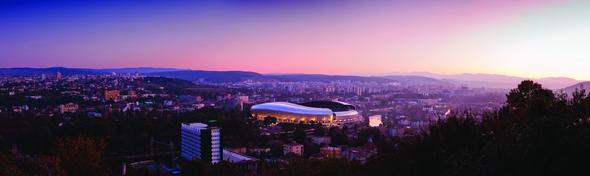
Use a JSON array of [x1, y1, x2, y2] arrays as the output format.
[[1, 71, 589, 175]]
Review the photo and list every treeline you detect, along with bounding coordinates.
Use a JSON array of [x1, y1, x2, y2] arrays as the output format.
[[368, 80, 590, 175], [0, 108, 261, 175], [0, 136, 107, 176]]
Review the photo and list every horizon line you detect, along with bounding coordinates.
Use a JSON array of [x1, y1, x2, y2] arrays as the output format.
[[0, 66, 584, 81]]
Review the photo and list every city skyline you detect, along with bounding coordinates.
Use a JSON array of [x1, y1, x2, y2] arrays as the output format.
[[2, 0, 590, 80], [2, 1, 590, 175]]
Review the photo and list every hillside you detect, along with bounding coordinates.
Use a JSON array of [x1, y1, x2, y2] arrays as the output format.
[[537, 77, 580, 90], [264, 74, 392, 83], [146, 70, 262, 83], [561, 81, 590, 93], [0, 67, 580, 89], [400, 72, 581, 89], [385, 75, 454, 86], [0, 67, 99, 76], [0, 67, 183, 76]]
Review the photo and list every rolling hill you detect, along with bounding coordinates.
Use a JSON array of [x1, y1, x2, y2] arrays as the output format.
[[146, 70, 262, 83], [0, 67, 581, 89], [0, 67, 183, 76], [399, 72, 581, 89], [385, 75, 454, 86], [0, 67, 98, 76], [561, 81, 590, 93]]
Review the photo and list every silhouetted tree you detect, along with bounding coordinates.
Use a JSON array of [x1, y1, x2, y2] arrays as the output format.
[[53, 137, 108, 176], [363, 80, 590, 175], [294, 128, 307, 144], [0, 153, 23, 176], [181, 159, 212, 176]]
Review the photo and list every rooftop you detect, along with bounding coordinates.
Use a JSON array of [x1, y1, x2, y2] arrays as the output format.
[[251, 102, 333, 115]]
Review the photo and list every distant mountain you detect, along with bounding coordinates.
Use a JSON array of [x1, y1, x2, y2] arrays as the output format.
[[264, 74, 391, 83], [384, 75, 454, 86], [0, 67, 98, 76], [0, 67, 393, 83], [0, 67, 184, 76], [0, 67, 581, 89], [146, 70, 262, 83], [399, 72, 581, 89], [148, 71, 392, 83], [537, 77, 580, 90], [454, 73, 524, 83], [99, 67, 184, 74], [561, 81, 590, 93], [402, 72, 523, 89], [157, 71, 461, 84]]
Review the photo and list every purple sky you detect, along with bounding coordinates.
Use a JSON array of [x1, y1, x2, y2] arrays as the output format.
[[2, 0, 589, 79]]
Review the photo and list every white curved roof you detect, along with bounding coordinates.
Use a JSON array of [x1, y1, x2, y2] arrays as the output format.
[[331, 100, 353, 106], [334, 110, 359, 117], [251, 102, 333, 115]]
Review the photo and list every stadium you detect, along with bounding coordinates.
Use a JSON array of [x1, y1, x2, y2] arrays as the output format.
[[250, 101, 363, 126]]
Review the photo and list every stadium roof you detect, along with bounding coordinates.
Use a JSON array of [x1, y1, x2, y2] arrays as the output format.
[[251, 102, 333, 115]]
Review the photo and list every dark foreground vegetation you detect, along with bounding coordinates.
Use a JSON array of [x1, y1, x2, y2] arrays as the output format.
[[366, 80, 590, 176], [2, 80, 590, 175]]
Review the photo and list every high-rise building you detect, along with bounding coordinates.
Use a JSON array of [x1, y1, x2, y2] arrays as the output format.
[[181, 123, 221, 164]]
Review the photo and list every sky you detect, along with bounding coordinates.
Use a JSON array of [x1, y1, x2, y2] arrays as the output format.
[[1, 0, 589, 79]]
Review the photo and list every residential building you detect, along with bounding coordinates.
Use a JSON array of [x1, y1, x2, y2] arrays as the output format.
[[311, 136, 331, 145], [59, 103, 79, 113], [320, 146, 342, 158], [104, 90, 120, 101], [343, 144, 377, 164], [283, 143, 304, 156]]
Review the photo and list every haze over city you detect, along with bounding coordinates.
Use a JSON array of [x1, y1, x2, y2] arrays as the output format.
[[2, 0, 590, 79]]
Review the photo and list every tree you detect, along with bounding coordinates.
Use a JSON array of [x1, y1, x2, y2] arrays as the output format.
[[181, 159, 212, 176], [313, 124, 326, 136], [328, 127, 348, 146], [53, 137, 108, 176], [0, 153, 23, 176], [362, 80, 590, 175], [506, 80, 555, 114], [294, 128, 307, 144], [276, 158, 363, 176]]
